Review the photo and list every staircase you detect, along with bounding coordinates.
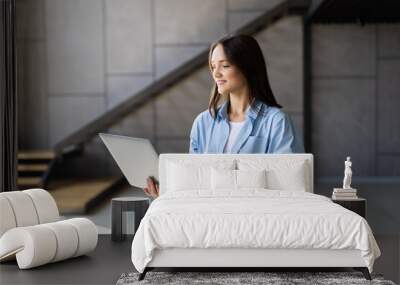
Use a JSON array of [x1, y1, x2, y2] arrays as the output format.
[[17, 150, 55, 189], [17, 149, 123, 214], [48, 177, 125, 214]]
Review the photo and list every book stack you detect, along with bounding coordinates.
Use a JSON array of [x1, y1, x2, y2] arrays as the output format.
[[332, 188, 358, 200]]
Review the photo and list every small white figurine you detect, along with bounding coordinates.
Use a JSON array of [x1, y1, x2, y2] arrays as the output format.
[[342, 156, 353, 189]]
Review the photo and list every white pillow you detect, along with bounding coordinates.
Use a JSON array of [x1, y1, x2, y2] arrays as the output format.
[[167, 160, 235, 191], [211, 168, 236, 190], [238, 159, 308, 192], [237, 169, 267, 189], [211, 168, 267, 190], [265, 163, 306, 191]]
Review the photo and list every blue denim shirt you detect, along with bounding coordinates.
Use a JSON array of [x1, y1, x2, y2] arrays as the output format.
[[189, 100, 304, 154]]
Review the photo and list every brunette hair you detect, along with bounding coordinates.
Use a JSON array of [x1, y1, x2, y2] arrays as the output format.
[[208, 34, 281, 118]]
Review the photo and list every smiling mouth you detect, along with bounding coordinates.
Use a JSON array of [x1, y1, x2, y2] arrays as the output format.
[[216, 80, 226, 85]]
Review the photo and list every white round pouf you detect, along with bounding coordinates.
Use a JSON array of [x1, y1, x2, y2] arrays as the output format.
[[0, 218, 98, 269], [0, 189, 98, 269], [65, 218, 98, 257], [0, 195, 17, 237], [1, 191, 39, 227], [43, 221, 79, 262], [0, 225, 57, 269], [23, 189, 59, 224]]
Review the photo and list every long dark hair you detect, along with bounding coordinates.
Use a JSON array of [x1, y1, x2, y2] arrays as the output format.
[[208, 34, 281, 118]]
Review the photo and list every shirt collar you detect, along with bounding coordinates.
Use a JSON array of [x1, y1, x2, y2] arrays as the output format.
[[216, 99, 263, 121]]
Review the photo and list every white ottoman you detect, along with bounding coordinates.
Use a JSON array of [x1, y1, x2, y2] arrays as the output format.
[[0, 189, 98, 269]]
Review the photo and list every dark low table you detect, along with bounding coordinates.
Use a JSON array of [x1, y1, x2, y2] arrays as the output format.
[[111, 197, 150, 242], [332, 197, 366, 218]]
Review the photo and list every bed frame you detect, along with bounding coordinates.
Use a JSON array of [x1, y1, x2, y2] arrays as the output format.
[[139, 248, 371, 280], [137, 154, 372, 281]]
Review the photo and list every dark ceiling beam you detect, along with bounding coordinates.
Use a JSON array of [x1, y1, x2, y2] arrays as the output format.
[[312, 0, 400, 24]]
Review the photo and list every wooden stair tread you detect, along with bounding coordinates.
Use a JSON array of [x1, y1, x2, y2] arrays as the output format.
[[49, 178, 119, 214], [18, 150, 55, 160], [18, 164, 49, 172], [17, 177, 42, 186], [17, 150, 54, 189]]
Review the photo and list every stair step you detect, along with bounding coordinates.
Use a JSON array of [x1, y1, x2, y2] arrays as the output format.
[[18, 150, 55, 160], [49, 177, 122, 214], [18, 164, 49, 172], [17, 177, 43, 188]]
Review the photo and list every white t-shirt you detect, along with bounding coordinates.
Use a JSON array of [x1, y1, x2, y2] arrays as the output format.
[[223, 120, 246, 153]]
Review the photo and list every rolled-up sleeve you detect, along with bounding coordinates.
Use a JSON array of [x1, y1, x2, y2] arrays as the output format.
[[268, 112, 304, 153]]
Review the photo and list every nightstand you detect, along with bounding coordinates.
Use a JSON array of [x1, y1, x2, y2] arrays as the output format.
[[332, 198, 366, 218], [111, 197, 150, 242]]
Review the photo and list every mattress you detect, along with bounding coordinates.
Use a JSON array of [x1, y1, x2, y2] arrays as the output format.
[[131, 190, 380, 273]]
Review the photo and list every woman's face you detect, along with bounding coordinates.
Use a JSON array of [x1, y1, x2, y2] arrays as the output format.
[[210, 44, 247, 95]]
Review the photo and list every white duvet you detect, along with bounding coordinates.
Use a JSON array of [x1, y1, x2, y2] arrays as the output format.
[[131, 190, 380, 273]]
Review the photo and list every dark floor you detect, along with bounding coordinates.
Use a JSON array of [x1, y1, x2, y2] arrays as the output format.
[[0, 235, 133, 285], [1, 234, 399, 285]]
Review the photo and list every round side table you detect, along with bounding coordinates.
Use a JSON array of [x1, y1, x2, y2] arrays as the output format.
[[111, 197, 150, 242]]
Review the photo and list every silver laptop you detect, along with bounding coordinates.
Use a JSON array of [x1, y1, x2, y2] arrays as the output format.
[[99, 133, 158, 188]]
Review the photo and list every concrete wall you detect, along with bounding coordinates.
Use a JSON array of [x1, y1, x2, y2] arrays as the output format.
[[17, 0, 306, 178], [311, 23, 400, 178], [311, 24, 400, 235], [16, 0, 286, 150], [17, 0, 400, 180]]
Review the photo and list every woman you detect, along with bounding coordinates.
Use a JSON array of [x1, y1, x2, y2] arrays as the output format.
[[144, 34, 304, 198]]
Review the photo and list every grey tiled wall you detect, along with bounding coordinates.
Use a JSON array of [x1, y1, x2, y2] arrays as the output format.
[[106, 0, 153, 74], [257, 16, 304, 114], [19, 0, 305, 177], [18, 1, 400, 179], [312, 23, 400, 177], [155, 0, 226, 44], [312, 78, 376, 176], [46, 0, 105, 95], [17, 0, 286, 154]]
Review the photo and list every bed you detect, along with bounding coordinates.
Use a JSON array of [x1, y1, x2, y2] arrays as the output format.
[[131, 154, 381, 280]]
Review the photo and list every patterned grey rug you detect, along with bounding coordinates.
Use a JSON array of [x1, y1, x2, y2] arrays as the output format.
[[116, 271, 396, 285]]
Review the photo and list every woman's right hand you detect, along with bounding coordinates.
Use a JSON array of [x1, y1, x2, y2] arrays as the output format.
[[143, 176, 159, 198]]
